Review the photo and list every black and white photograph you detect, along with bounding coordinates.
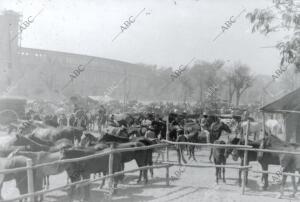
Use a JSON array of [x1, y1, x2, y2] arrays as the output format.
[[0, 0, 300, 201]]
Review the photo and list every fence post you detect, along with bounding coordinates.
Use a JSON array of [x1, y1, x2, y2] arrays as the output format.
[[26, 159, 35, 202], [166, 115, 169, 162], [262, 112, 266, 138], [108, 143, 114, 196], [166, 165, 170, 186], [242, 120, 249, 195]]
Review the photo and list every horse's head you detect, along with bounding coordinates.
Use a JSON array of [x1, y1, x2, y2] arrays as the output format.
[[80, 133, 97, 147], [222, 122, 232, 134]]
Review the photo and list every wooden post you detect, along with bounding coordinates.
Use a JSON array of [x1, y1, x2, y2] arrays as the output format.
[[108, 143, 114, 195], [26, 159, 35, 202], [242, 120, 250, 195], [166, 115, 169, 162], [166, 166, 170, 186], [262, 112, 266, 138]]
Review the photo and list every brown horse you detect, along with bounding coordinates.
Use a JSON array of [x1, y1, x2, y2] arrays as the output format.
[[99, 134, 154, 183], [258, 135, 300, 198], [30, 127, 83, 145], [61, 148, 123, 202]]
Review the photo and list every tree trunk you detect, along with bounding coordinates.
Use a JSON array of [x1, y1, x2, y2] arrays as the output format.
[[236, 90, 241, 106]]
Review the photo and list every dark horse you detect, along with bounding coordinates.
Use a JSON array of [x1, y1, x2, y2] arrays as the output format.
[[62, 148, 122, 202], [258, 134, 300, 198], [225, 137, 261, 186], [209, 120, 231, 162], [98, 133, 154, 183], [213, 140, 226, 184]]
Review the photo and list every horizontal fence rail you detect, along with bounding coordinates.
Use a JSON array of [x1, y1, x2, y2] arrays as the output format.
[[160, 162, 252, 170], [2, 140, 300, 201], [0, 164, 172, 202], [0, 143, 167, 175], [163, 140, 300, 156], [162, 140, 253, 149]]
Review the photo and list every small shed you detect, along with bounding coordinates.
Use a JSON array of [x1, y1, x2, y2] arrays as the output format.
[[260, 87, 300, 143]]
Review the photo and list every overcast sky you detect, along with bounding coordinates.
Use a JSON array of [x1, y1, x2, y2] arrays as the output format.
[[1, 0, 285, 75]]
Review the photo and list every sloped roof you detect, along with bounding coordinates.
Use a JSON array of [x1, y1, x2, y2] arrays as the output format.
[[260, 87, 300, 113]]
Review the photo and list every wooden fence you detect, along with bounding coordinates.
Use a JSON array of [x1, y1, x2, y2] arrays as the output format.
[[2, 124, 300, 201]]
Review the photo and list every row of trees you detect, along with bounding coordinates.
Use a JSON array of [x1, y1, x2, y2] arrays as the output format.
[[136, 60, 254, 106]]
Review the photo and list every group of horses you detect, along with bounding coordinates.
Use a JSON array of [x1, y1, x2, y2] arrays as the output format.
[[170, 116, 300, 199], [0, 110, 299, 201], [0, 118, 164, 202]]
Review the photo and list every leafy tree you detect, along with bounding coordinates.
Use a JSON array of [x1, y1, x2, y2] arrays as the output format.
[[246, 0, 300, 71]]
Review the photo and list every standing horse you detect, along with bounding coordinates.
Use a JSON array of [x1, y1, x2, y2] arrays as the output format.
[[258, 135, 299, 198], [209, 120, 231, 162], [98, 133, 154, 183], [62, 148, 122, 202], [225, 137, 261, 186]]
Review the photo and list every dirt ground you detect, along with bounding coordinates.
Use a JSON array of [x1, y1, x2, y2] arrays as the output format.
[[1, 146, 299, 202]]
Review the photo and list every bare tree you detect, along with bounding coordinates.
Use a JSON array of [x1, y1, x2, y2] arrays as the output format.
[[229, 63, 254, 106], [225, 69, 235, 104]]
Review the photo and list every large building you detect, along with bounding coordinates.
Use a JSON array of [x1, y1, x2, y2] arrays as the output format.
[[0, 10, 149, 102]]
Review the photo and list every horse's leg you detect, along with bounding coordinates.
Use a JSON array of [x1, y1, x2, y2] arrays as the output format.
[[99, 172, 106, 189], [82, 174, 90, 202], [192, 146, 196, 161], [180, 146, 187, 164], [262, 164, 269, 190], [216, 167, 219, 184], [279, 174, 287, 198], [186, 145, 189, 156], [291, 174, 297, 198], [177, 148, 182, 164], [0, 183, 3, 200], [298, 169, 300, 185], [209, 149, 213, 163], [137, 170, 142, 183], [223, 160, 226, 183], [46, 175, 49, 189], [143, 169, 148, 184], [188, 146, 192, 160]]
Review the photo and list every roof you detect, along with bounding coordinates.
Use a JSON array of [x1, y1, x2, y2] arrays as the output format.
[[260, 87, 300, 113]]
